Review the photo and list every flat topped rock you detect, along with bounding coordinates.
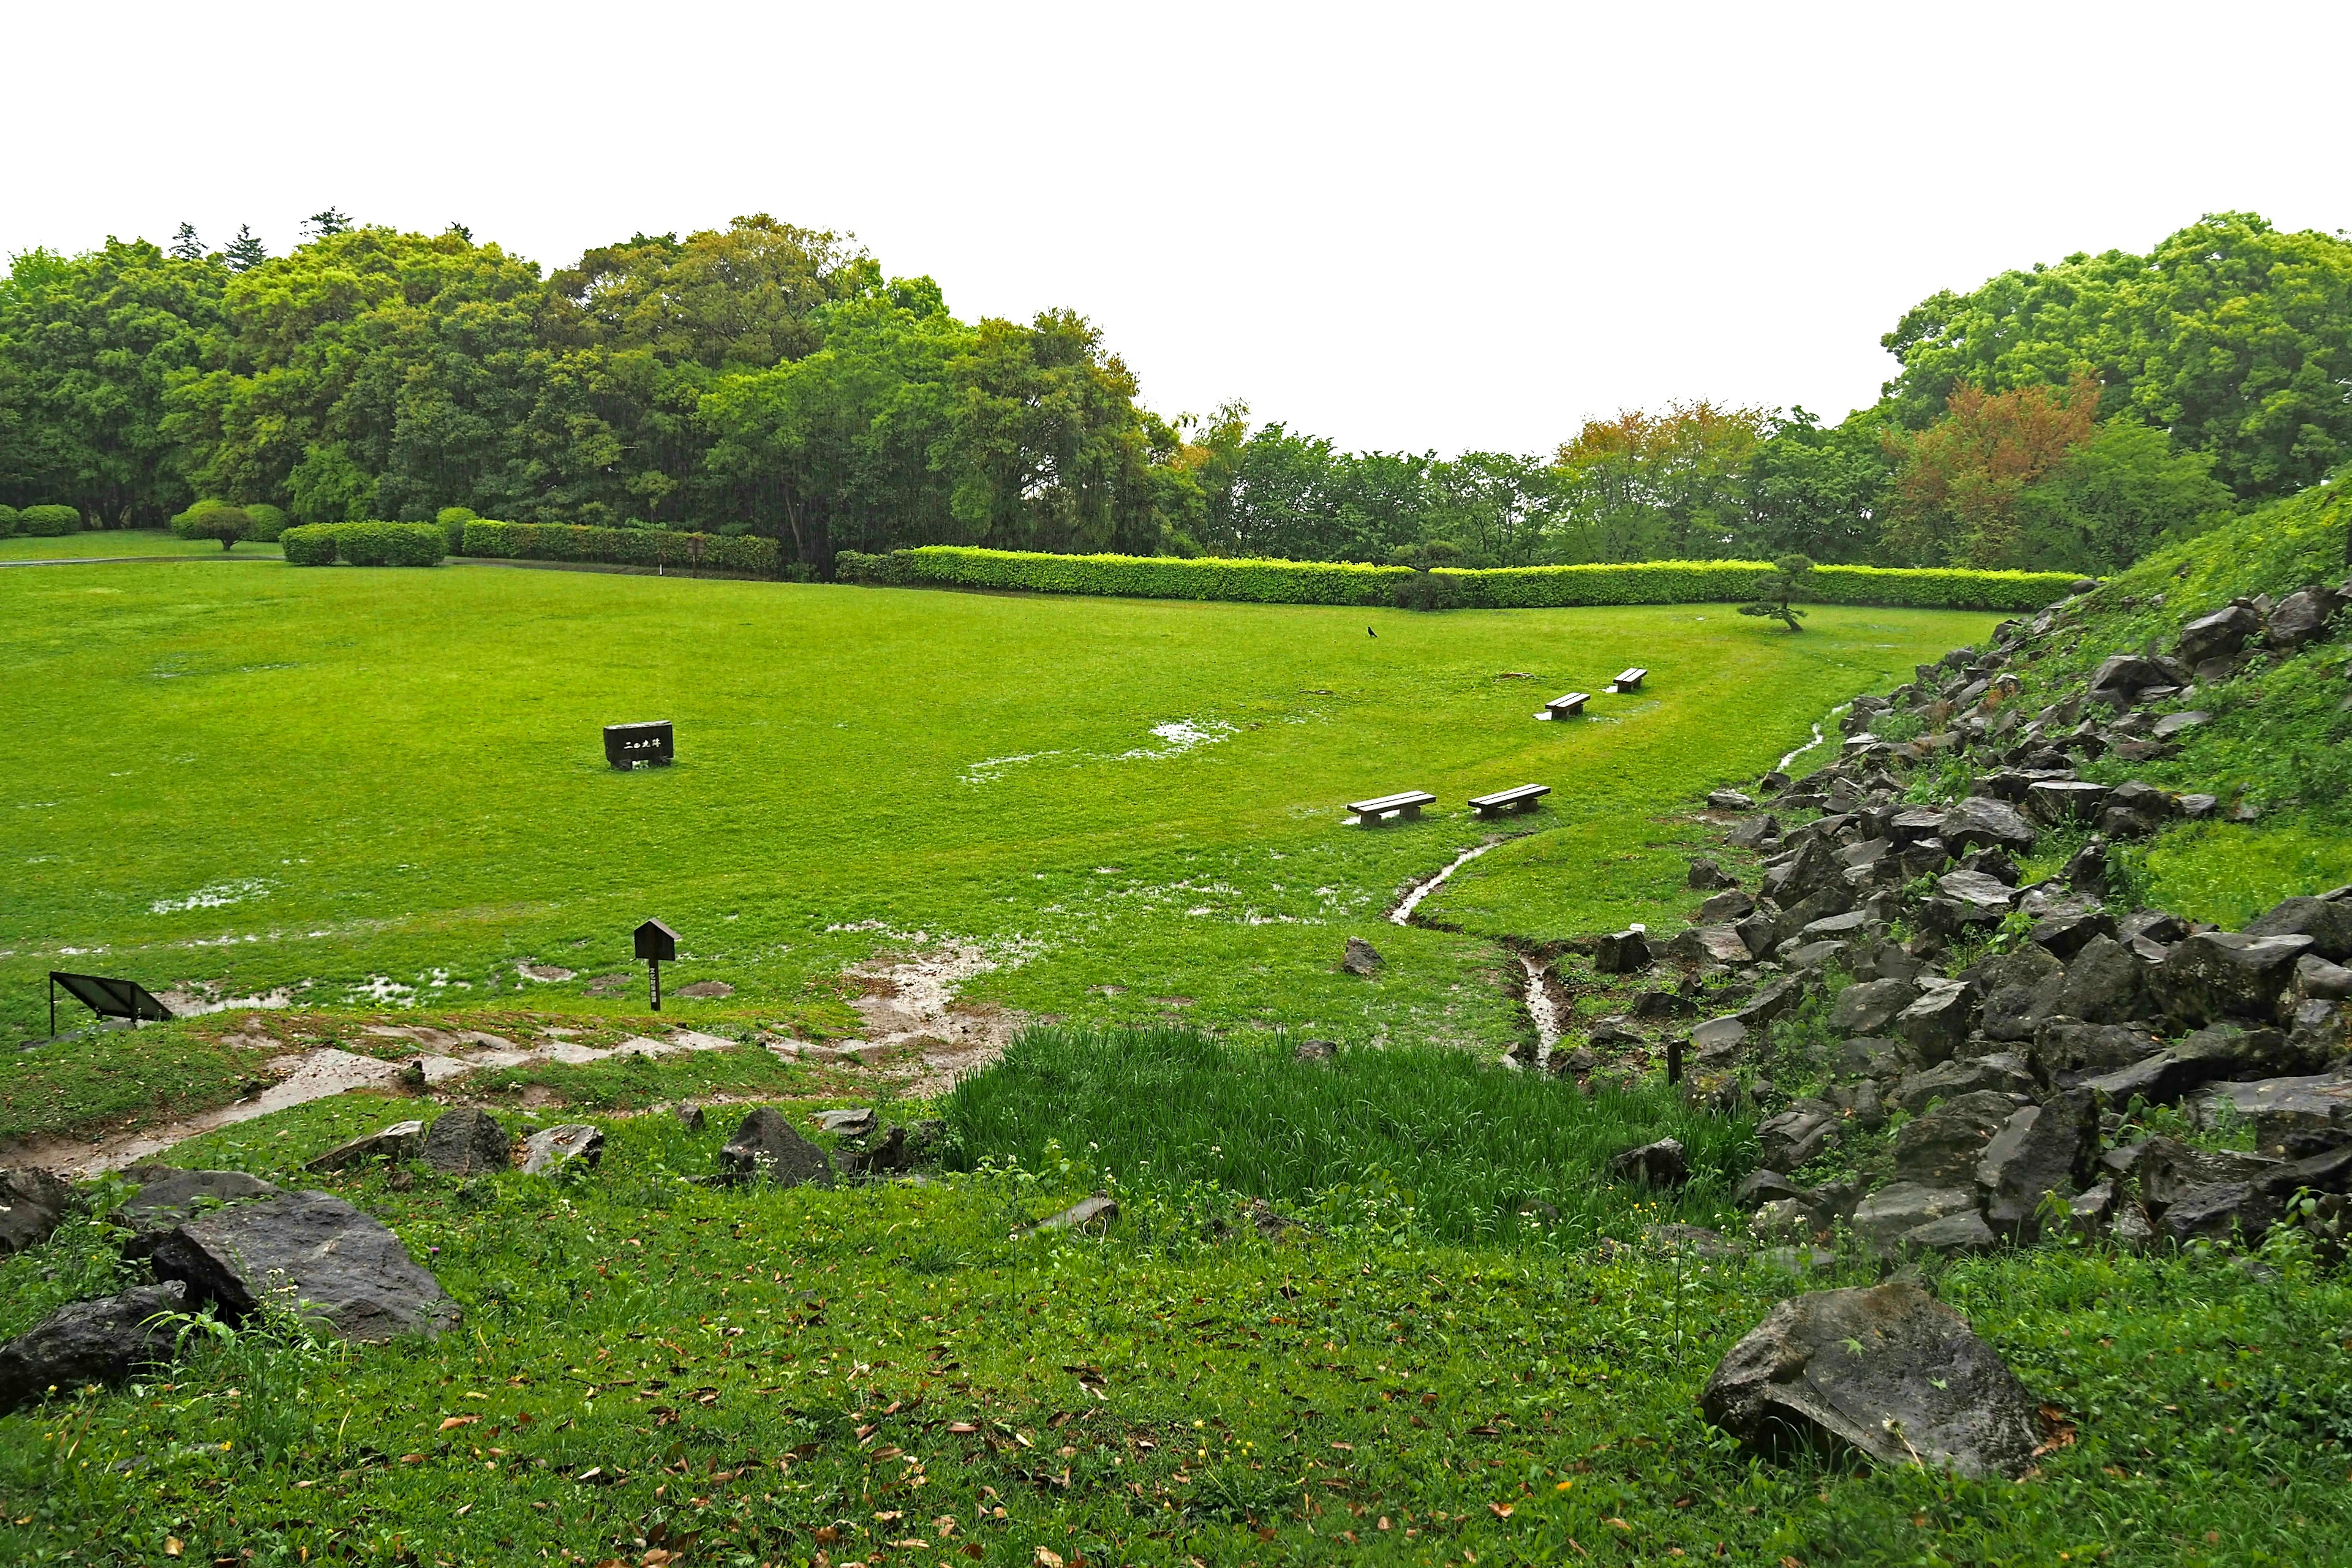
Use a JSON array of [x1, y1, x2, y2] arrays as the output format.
[[304, 1120, 425, 1173], [0, 1167, 73, 1256], [1700, 1280, 2042, 1479], [0, 1281, 189, 1414], [119, 1167, 282, 1255], [521, 1123, 605, 1175], [148, 1191, 458, 1343]]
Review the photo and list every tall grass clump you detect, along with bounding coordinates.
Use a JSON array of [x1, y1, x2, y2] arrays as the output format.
[[941, 1025, 1752, 1246]]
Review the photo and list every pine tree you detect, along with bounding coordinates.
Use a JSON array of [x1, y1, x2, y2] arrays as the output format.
[[169, 222, 205, 262], [223, 225, 268, 273], [302, 207, 352, 239]]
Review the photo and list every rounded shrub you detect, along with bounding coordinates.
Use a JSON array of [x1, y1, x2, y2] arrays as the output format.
[[243, 503, 289, 542], [0, 505, 18, 538], [171, 500, 254, 550], [281, 524, 340, 566], [18, 504, 81, 537], [436, 506, 478, 555], [335, 522, 446, 567]]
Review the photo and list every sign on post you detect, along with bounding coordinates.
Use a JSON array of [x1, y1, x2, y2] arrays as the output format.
[[604, 721, 675, 770], [634, 919, 679, 1011]]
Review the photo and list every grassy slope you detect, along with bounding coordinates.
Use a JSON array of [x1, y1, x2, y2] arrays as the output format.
[[2, 1100, 2346, 1567], [0, 562, 1988, 1046]]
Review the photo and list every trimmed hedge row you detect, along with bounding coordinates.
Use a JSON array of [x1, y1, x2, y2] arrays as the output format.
[[282, 522, 447, 567], [461, 520, 778, 576], [0, 503, 83, 537], [842, 546, 2083, 612]]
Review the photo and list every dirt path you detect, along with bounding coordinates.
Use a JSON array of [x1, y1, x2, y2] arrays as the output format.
[[778, 943, 1028, 1099]]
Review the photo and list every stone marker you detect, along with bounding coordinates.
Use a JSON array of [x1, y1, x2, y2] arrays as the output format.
[[0, 1281, 188, 1413], [521, 1124, 605, 1176], [420, 1109, 511, 1176], [148, 1191, 459, 1343], [1340, 938, 1383, 976], [304, 1120, 426, 1173], [717, 1107, 834, 1188], [1700, 1281, 2042, 1479], [0, 1167, 72, 1255]]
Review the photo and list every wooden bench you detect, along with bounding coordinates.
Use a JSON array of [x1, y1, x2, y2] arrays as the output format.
[[1608, 667, 1648, 693], [1541, 692, 1589, 720], [1469, 783, 1550, 818], [1348, 790, 1436, 825]]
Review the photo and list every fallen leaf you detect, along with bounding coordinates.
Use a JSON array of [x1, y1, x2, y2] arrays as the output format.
[[164, 1542, 183, 1559], [873, 1511, 903, 1523], [1036, 1550, 1065, 1568], [946, 1422, 977, 1434], [439, 1415, 478, 1431], [1607, 1517, 1632, 1531], [398, 1453, 425, 1464], [1488, 1502, 1513, 1518]]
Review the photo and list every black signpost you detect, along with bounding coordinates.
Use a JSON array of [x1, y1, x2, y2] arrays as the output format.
[[48, 971, 175, 1037], [604, 722, 675, 770], [635, 919, 679, 1011]]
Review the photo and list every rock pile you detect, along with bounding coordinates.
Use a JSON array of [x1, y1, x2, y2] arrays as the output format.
[[1651, 575, 2352, 1258]]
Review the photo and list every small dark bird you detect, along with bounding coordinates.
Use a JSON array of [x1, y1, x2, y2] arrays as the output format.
[[1366, 626, 1376, 638]]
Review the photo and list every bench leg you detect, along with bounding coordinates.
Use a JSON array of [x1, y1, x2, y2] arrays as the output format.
[[1400, 804, 1422, 820]]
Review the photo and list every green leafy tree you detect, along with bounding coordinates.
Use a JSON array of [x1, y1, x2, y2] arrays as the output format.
[[1387, 537, 1463, 609], [1738, 553, 1813, 630], [171, 499, 251, 548]]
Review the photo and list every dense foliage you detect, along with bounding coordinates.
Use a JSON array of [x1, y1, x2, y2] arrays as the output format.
[[2, 209, 2343, 576]]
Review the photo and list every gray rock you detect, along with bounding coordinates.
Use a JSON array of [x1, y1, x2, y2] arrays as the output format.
[[717, 1107, 832, 1188], [835, 1124, 910, 1178], [2031, 903, 2117, 961], [1894, 1091, 2025, 1186], [1550, 1044, 1598, 1076], [2200, 1068, 2352, 1146], [1593, 929, 1652, 974], [519, 1123, 605, 1176], [1293, 1038, 1339, 1062], [2160, 1182, 2260, 1244], [2177, 603, 2263, 666], [1708, 789, 1757, 811], [2030, 1020, 2164, 1088], [675, 1101, 707, 1131], [147, 1191, 458, 1343], [2289, 997, 2348, 1065], [1757, 1109, 1836, 1172], [1784, 940, 1851, 971], [2025, 779, 2110, 825], [2135, 1137, 2285, 1208], [1645, 1223, 1740, 1258], [1977, 1095, 2097, 1234], [2050, 935, 2152, 1025], [0, 1282, 187, 1412], [1699, 1282, 2043, 1479], [2150, 710, 2211, 741], [420, 1109, 511, 1176], [814, 1106, 878, 1136], [303, 1120, 426, 1173], [1691, 1016, 1749, 1058], [1851, 1183, 1980, 1255], [1689, 857, 1738, 889], [1831, 978, 1918, 1037], [2296, 955, 2352, 1001], [118, 1167, 282, 1257], [1903, 1210, 1999, 1255], [1749, 1197, 1815, 1240], [1798, 909, 1872, 943], [1609, 1138, 1689, 1187], [2087, 654, 2174, 706], [1896, 985, 1977, 1066], [2154, 932, 2316, 1027], [2179, 793, 2219, 820], [1633, 988, 1697, 1019], [0, 1167, 72, 1255], [1890, 805, 1948, 843], [2265, 584, 2344, 651], [1838, 1035, 1907, 1079], [1737, 974, 1810, 1027], [1937, 870, 2016, 918], [1735, 910, 1781, 959], [2242, 895, 2352, 963], [1340, 937, 1382, 976], [1939, 796, 2037, 855], [1736, 1169, 1808, 1209], [1727, 815, 1781, 850], [1678, 924, 1755, 964], [1891, 1055, 2033, 1114], [1025, 1194, 1118, 1235], [1698, 889, 1755, 923]]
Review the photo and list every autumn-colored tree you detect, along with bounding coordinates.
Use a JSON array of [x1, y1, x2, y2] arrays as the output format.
[[1880, 372, 2100, 567], [1550, 400, 1768, 560]]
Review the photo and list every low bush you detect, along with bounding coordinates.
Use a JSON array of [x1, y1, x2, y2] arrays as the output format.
[[243, 503, 288, 542], [17, 504, 81, 537], [0, 505, 17, 537], [461, 520, 778, 576], [873, 546, 2082, 611], [277, 522, 445, 567], [279, 524, 339, 565], [436, 506, 477, 554]]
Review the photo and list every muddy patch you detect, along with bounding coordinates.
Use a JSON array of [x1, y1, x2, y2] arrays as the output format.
[[811, 944, 1028, 1098], [157, 982, 298, 1017]]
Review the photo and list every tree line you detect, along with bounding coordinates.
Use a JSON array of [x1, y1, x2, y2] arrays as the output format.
[[4, 209, 2347, 576]]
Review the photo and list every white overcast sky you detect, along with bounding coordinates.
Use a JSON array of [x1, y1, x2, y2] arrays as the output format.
[[11, 2, 2350, 456]]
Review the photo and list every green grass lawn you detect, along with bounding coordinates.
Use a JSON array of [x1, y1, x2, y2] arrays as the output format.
[[3, 1091, 2345, 1567], [0, 529, 283, 561], [0, 560, 1990, 1046]]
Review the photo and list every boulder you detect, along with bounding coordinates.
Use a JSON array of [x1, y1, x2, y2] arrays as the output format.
[[1737, 974, 1810, 1028], [1890, 805, 1947, 843], [1593, 929, 1652, 974], [1735, 910, 1781, 959], [1697, 889, 1755, 923], [1589, 1015, 1643, 1046], [520, 1123, 605, 1175], [1838, 1035, 1907, 1079], [2264, 584, 2343, 651], [2030, 903, 2117, 962], [1293, 1038, 1339, 1063], [420, 1109, 511, 1176], [814, 1107, 878, 1136], [0, 1282, 187, 1413], [1797, 910, 1872, 943], [2030, 1020, 2165, 1089], [1608, 1138, 1689, 1187], [1688, 857, 1738, 889], [2049, 935, 2152, 1025], [2242, 896, 2352, 963], [147, 1191, 458, 1343], [1726, 815, 1781, 850], [1708, 789, 1757, 812], [1699, 1283, 2043, 1479], [1891, 1055, 2034, 1114], [1830, 978, 1918, 1037], [1936, 870, 2016, 919], [1895, 985, 1977, 1066], [2200, 1068, 2352, 1147], [1340, 937, 1383, 976], [835, 1124, 910, 1178], [1632, 988, 1697, 1019], [0, 1167, 72, 1255], [1783, 940, 1850, 971], [1691, 1016, 1749, 1058], [1903, 1210, 1999, 1255], [675, 1101, 708, 1131], [1757, 1109, 1836, 1172], [2290, 997, 2349, 1064], [1851, 1183, 1980, 1255], [717, 1107, 833, 1188], [2025, 779, 2109, 825], [2087, 654, 2173, 706], [1893, 1091, 2025, 1186], [2154, 932, 2316, 1027], [2176, 603, 2263, 665], [1735, 1169, 1808, 1210], [118, 1167, 282, 1257], [303, 1120, 426, 1173], [2150, 710, 2211, 741], [2296, 955, 2352, 1001], [1977, 1095, 2097, 1234]]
